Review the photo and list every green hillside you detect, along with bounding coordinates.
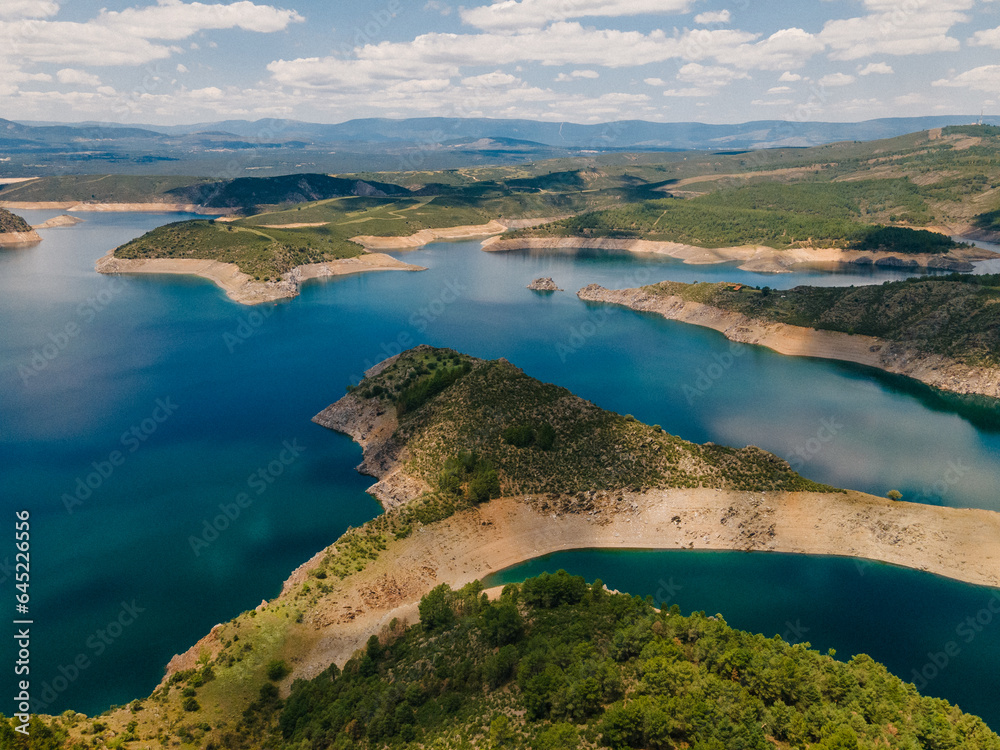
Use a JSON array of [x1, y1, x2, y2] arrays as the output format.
[[248, 572, 999, 750], [0, 207, 31, 233], [639, 275, 1000, 367]]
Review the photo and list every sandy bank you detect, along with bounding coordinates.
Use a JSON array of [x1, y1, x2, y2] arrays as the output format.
[[482, 236, 996, 274], [164, 484, 1000, 687], [32, 214, 84, 229], [578, 284, 1000, 399], [352, 220, 508, 250], [0, 229, 42, 246], [0, 200, 235, 215], [95, 251, 426, 305]]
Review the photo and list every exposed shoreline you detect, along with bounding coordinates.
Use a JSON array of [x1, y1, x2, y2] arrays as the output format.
[[482, 235, 997, 273], [0, 200, 235, 215], [351, 217, 563, 251], [95, 251, 426, 305], [578, 284, 1000, 399], [0, 229, 42, 246]]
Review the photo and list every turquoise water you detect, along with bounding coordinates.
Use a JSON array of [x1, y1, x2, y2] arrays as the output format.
[[484, 550, 1000, 730], [1, 211, 999, 717]]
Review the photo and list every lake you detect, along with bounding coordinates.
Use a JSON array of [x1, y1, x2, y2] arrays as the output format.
[[1, 211, 998, 721]]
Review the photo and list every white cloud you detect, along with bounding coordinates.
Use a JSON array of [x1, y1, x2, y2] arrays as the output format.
[[55, 68, 102, 86], [693, 9, 731, 25], [643, 77, 667, 86], [676, 62, 749, 87], [423, 1, 452, 16], [0, 1, 59, 19], [820, 2, 968, 60], [555, 69, 599, 81], [858, 62, 894, 75], [0, 1, 304, 67], [751, 97, 793, 106], [819, 72, 856, 87], [663, 87, 714, 97], [932, 65, 1000, 92], [177, 63, 189, 73], [461, 70, 521, 86], [970, 26, 1000, 48], [460, 0, 694, 31], [779, 71, 802, 82], [767, 85, 791, 93]]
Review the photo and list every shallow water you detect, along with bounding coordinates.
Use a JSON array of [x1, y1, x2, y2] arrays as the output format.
[[1, 211, 998, 715]]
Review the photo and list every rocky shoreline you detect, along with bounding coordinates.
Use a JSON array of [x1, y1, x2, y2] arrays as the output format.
[[578, 284, 1000, 399], [483, 235, 996, 273]]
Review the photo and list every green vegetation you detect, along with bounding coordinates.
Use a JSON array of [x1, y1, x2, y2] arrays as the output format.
[[642, 275, 1000, 367], [514, 181, 965, 253], [346, 346, 835, 497], [0, 208, 32, 234], [114, 219, 364, 280], [0, 175, 214, 204], [215, 572, 1000, 749]]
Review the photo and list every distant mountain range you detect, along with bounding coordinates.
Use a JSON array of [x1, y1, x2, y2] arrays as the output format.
[[3, 115, 997, 177]]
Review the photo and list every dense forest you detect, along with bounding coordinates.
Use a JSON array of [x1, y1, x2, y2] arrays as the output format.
[[222, 571, 999, 749]]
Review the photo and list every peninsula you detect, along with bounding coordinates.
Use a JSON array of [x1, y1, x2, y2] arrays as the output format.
[[0, 207, 41, 245], [32, 345, 1000, 748], [578, 277, 1000, 398]]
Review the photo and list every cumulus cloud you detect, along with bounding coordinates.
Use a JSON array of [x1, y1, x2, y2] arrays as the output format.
[[820, 1, 968, 60], [858, 62, 894, 75], [767, 85, 791, 93], [694, 9, 731, 24], [0, 1, 303, 66], [932, 65, 1000, 91], [55, 68, 102, 86], [819, 72, 856, 87], [460, 0, 694, 31], [555, 69, 599, 81], [676, 62, 749, 87], [970, 26, 1000, 48], [779, 71, 802, 82], [0, 0, 59, 18]]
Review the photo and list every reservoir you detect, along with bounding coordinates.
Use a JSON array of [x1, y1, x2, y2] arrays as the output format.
[[1, 211, 998, 718]]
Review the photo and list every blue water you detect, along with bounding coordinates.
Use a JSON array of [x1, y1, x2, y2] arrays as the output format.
[[1, 211, 999, 717], [484, 550, 1000, 730]]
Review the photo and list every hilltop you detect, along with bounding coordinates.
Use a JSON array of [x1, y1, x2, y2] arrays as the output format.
[[578, 275, 1000, 398], [0, 207, 41, 245], [11, 346, 1000, 747]]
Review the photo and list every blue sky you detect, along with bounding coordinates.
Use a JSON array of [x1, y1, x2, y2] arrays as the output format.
[[2, 0, 1000, 125]]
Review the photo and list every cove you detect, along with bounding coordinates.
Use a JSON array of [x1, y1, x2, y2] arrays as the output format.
[[484, 549, 1000, 732]]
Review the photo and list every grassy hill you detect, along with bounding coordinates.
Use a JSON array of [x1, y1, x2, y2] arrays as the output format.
[[640, 275, 1000, 368], [341, 346, 834, 500], [0, 207, 31, 233], [510, 182, 966, 253]]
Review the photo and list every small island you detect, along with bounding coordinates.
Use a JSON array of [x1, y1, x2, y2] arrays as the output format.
[[527, 276, 562, 291], [578, 276, 1000, 398], [0, 207, 41, 245]]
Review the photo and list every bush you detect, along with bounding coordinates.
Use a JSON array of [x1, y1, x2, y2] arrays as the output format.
[[502, 425, 536, 447], [266, 659, 290, 681], [182, 697, 200, 712]]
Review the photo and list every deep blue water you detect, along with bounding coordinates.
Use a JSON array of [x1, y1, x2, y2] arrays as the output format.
[[1, 211, 999, 719]]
